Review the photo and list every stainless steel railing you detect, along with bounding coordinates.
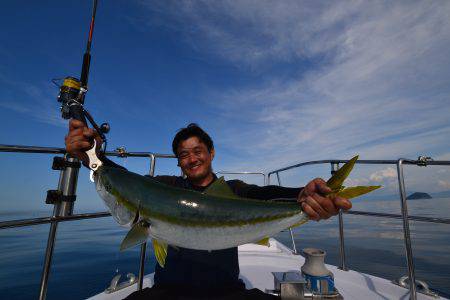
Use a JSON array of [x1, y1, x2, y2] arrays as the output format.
[[216, 171, 266, 185], [267, 157, 450, 300], [0, 144, 176, 299], [1, 145, 450, 299]]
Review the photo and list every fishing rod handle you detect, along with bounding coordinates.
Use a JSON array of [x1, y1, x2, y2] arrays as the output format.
[[69, 103, 88, 125]]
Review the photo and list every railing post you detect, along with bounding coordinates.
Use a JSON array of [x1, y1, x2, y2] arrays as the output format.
[[137, 155, 157, 291], [332, 162, 348, 271], [274, 172, 297, 253], [39, 155, 80, 300], [276, 172, 281, 186], [288, 228, 298, 254], [148, 154, 156, 177], [397, 159, 417, 300]]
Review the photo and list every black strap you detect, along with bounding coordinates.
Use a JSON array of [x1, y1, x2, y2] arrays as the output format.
[[52, 157, 81, 170], [46, 190, 77, 204]]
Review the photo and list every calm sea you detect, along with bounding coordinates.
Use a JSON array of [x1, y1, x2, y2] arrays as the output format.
[[0, 198, 449, 299]]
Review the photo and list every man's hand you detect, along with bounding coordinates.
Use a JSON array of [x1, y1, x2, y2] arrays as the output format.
[[65, 119, 102, 167], [298, 178, 352, 221]]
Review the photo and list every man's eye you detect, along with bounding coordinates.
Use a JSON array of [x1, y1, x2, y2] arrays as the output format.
[[179, 153, 188, 159]]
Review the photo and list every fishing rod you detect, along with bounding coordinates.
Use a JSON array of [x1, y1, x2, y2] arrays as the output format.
[[42, 3, 109, 298], [54, 0, 109, 148]]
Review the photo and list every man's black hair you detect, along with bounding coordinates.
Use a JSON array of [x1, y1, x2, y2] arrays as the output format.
[[172, 123, 214, 156]]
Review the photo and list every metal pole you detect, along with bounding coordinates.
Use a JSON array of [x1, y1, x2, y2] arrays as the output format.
[[289, 228, 298, 254], [0, 212, 110, 229], [39, 222, 58, 300], [137, 155, 157, 290], [397, 159, 417, 300], [332, 162, 348, 271], [39, 156, 80, 300], [148, 154, 156, 176], [138, 245, 147, 291], [337, 211, 347, 271], [276, 172, 281, 186]]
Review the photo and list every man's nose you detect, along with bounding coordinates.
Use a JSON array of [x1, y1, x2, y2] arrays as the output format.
[[187, 154, 198, 164]]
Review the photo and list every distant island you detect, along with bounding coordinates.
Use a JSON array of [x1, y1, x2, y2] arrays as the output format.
[[406, 192, 432, 200]]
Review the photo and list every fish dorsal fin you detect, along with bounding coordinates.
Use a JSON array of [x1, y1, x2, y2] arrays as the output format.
[[327, 155, 359, 191], [337, 185, 381, 199], [204, 177, 239, 199], [120, 221, 150, 251], [152, 239, 168, 268], [253, 237, 270, 247]]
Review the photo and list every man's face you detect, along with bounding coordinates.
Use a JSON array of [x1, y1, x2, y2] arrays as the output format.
[[177, 136, 215, 183]]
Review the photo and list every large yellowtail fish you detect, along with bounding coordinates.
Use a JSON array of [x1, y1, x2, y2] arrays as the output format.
[[93, 155, 379, 267]]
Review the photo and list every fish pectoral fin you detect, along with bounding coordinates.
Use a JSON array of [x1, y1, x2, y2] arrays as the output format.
[[120, 221, 150, 251], [336, 185, 381, 199], [152, 239, 168, 268], [203, 176, 240, 199], [327, 155, 359, 191], [253, 237, 270, 247]]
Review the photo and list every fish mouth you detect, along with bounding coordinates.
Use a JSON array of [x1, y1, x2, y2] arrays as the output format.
[[96, 175, 138, 227]]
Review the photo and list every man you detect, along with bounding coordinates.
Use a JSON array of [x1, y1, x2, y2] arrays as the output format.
[[66, 121, 352, 300]]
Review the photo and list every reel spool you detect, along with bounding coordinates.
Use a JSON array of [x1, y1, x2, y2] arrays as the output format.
[[57, 76, 84, 120]]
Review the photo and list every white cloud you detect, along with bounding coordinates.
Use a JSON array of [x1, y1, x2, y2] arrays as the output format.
[[438, 180, 450, 189], [0, 73, 65, 127], [345, 177, 369, 187], [370, 167, 397, 182], [139, 1, 450, 174]]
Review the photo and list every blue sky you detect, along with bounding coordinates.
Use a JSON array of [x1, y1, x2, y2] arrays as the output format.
[[1, 1, 450, 211]]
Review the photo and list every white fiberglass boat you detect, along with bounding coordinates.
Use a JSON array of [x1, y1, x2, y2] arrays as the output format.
[[89, 239, 443, 300]]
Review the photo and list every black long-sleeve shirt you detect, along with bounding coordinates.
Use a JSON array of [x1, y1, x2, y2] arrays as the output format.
[[102, 158, 301, 291]]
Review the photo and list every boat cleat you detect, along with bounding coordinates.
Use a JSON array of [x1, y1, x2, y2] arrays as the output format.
[[105, 273, 137, 294], [393, 275, 440, 298]]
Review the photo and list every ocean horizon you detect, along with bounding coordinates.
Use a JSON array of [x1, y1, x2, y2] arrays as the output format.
[[1, 197, 449, 299]]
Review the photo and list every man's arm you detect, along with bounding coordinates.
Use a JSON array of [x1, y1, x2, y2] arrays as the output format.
[[65, 119, 131, 171], [66, 119, 181, 188], [65, 119, 105, 168], [228, 178, 352, 221]]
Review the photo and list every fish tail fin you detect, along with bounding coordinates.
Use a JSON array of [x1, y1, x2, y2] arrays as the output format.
[[152, 239, 168, 268]]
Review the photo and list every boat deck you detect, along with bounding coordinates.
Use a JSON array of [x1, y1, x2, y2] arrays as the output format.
[[88, 239, 443, 299]]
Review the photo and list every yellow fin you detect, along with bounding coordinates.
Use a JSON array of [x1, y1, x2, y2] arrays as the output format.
[[204, 177, 239, 199], [254, 237, 270, 247], [327, 155, 359, 191], [152, 239, 168, 268], [337, 186, 381, 199], [120, 221, 149, 251]]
